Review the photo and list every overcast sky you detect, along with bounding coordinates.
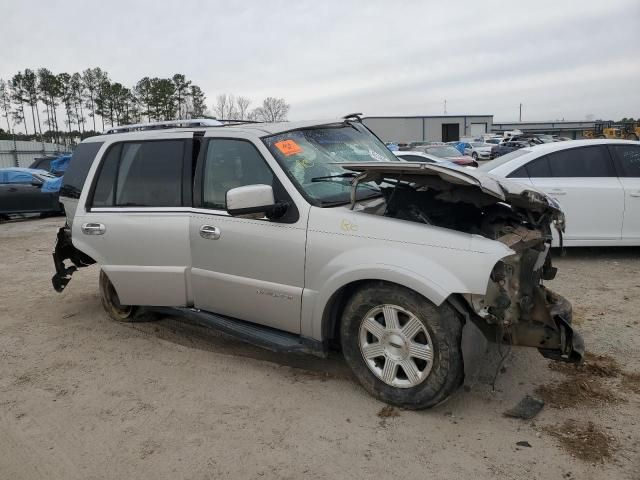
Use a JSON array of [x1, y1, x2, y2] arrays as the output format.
[[2, 0, 639, 123]]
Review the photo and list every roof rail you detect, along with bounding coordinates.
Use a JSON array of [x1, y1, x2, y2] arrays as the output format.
[[104, 118, 223, 134], [217, 119, 262, 125]]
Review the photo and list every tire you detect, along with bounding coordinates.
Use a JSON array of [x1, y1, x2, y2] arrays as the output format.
[[472, 152, 478, 161], [597, 134, 606, 139], [99, 270, 144, 322], [340, 282, 464, 409], [626, 133, 639, 141]]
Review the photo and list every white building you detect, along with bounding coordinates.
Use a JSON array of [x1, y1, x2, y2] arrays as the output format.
[[363, 115, 494, 143]]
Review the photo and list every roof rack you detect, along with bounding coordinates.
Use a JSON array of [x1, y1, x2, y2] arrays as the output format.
[[104, 118, 223, 134], [217, 119, 262, 125]]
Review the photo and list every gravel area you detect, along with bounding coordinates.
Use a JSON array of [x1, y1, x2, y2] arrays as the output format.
[[1, 217, 638, 479]]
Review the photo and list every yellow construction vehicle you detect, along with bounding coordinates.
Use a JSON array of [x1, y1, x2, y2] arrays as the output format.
[[583, 121, 639, 140]]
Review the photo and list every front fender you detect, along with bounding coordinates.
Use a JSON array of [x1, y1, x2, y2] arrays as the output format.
[[302, 245, 509, 340]]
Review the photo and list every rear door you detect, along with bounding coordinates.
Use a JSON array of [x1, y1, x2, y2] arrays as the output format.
[[609, 144, 640, 242], [73, 134, 194, 307], [526, 145, 624, 243]]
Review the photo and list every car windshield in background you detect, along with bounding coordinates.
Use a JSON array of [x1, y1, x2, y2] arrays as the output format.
[[426, 146, 463, 157], [477, 148, 531, 171], [264, 122, 398, 206]]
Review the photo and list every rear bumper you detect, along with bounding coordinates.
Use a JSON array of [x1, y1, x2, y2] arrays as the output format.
[[52, 226, 95, 292]]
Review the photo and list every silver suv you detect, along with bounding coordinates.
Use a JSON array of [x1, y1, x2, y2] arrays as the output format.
[[52, 116, 583, 409]]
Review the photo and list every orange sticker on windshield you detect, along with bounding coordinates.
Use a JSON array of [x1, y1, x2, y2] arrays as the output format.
[[274, 139, 303, 156]]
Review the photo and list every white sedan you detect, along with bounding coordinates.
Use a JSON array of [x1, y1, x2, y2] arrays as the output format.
[[478, 139, 640, 246]]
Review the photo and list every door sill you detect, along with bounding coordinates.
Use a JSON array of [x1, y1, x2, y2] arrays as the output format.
[[150, 307, 327, 357]]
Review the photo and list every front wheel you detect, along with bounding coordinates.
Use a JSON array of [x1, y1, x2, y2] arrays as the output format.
[[472, 152, 478, 161], [340, 282, 464, 409]]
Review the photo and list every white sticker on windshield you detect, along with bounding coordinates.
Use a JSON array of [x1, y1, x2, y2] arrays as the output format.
[[368, 149, 388, 162]]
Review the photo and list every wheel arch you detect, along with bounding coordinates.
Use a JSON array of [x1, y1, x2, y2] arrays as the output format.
[[319, 276, 455, 345]]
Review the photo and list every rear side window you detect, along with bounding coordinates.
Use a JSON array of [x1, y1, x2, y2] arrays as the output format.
[[60, 142, 104, 198], [91, 140, 185, 207], [526, 157, 552, 177], [546, 146, 613, 177], [507, 166, 528, 178], [609, 145, 640, 177], [202, 139, 273, 209]]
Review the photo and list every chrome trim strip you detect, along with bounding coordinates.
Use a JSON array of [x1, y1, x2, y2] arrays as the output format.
[[89, 207, 231, 217]]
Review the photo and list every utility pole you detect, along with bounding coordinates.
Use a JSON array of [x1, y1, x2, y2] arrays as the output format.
[[519, 103, 522, 122], [444, 99, 447, 115]]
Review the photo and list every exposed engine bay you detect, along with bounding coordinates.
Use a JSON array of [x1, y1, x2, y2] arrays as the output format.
[[340, 161, 584, 363]]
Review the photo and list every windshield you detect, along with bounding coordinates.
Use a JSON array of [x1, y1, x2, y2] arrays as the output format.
[[425, 145, 463, 157], [477, 148, 531, 171], [263, 122, 399, 206]]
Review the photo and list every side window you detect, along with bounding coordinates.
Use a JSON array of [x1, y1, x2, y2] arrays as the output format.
[[202, 139, 274, 210], [61, 141, 104, 199], [547, 146, 613, 177], [90, 140, 184, 207], [507, 166, 528, 178], [526, 157, 551, 177], [609, 145, 640, 177]]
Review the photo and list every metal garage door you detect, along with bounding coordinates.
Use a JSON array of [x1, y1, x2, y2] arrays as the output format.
[[470, 123, 487, 137]]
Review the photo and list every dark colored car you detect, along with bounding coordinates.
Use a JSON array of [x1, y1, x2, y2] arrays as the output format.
[[418, 144, 479, 167], [0, 168, 63, 216], [29, 154, 71, 177], [489, 141, 532, 159]]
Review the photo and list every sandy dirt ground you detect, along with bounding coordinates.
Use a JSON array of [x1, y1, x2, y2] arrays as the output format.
[[1, 217, 639, 480]]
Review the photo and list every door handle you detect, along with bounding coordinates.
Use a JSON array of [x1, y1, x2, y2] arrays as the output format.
[[548, 189, 567, 196], [630, 192, 640, 198], [199, 225, 221, 240], [81, 222, 106, 235]]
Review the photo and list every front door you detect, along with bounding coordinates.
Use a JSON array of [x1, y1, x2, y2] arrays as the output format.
[[609, 144, 640, 242], [73, 135, 194, 307], [190, 137, 307, 334], [527, 145, 624, 242]]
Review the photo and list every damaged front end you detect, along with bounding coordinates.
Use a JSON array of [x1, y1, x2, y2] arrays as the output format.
[[52, 225, 95, 292], [340, 161, 584, 363]]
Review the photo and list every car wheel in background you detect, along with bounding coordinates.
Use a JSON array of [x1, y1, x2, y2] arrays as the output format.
[[472, 152, 478, 160], [340, 282, 464, 409]]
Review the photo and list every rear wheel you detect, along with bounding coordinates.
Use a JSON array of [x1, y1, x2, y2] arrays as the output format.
[[626, 133, 639, 141], [99, 270, 151, 322], [472, 152, 478, 161], [340, 282, 464, 409]]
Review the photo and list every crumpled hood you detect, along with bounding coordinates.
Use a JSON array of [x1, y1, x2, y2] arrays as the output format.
[[338, 161, 564, 217]]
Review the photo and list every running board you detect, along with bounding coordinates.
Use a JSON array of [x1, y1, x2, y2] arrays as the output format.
[[150, 307, 327, 357]]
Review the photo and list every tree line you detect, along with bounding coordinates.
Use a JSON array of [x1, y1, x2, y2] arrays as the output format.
[[0, 67, 290, 145]]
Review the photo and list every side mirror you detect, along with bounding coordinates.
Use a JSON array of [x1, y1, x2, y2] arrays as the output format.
[[31, 178, 43, 187], [226, 184, 283, 219]]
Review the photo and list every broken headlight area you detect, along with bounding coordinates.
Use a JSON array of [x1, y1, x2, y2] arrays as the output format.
[[466, 230, 583, 364]]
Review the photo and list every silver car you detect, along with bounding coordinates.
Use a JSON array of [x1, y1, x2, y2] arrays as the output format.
[[52, 116, 583, 409]]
